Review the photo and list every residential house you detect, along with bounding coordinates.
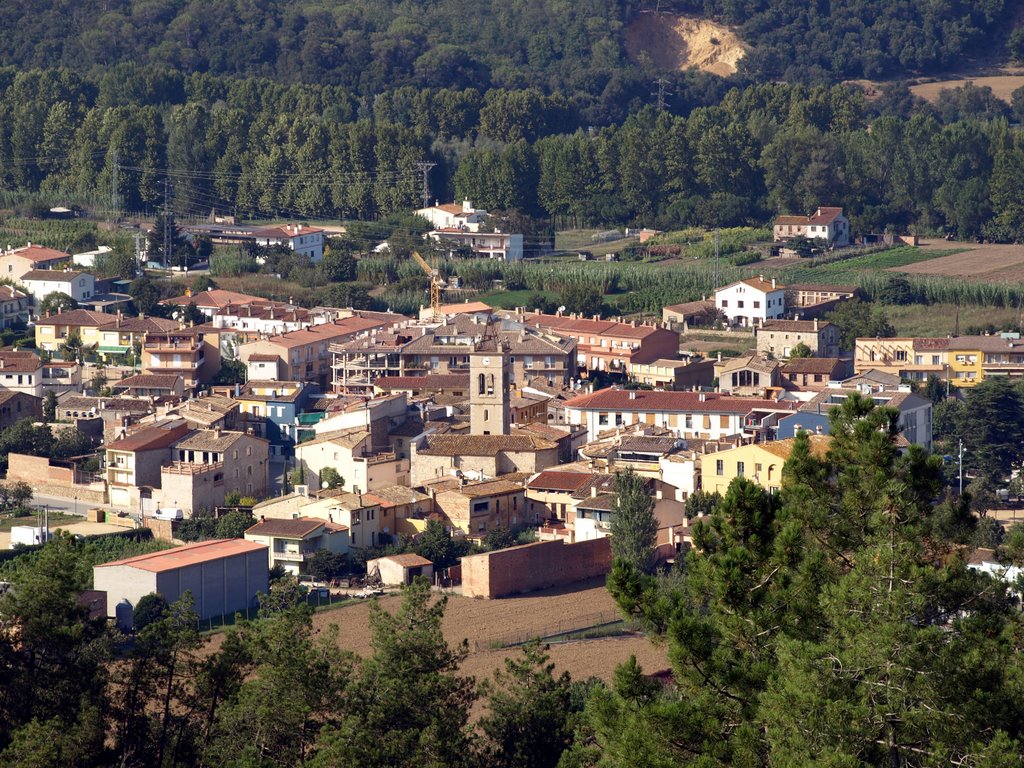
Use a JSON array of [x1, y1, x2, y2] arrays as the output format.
[[563, 388, 795, 442], [294, 426, 410, 493], [773, 207, 850, 247], [410, 433, 560, 486], [156, 429, 270, 514], [755, 319, 840, 358], [41, 360, 82, 395], [416, 200, 491, 231], [0, 351, 43, 397], [34, 309, 113, 352], [526, 470, 592, 522], [60, 394, 155, 443], [501, 310, 679, 377], [662, 299, 716, 329], [628, 357, 715, 390], [775, 385, 932, 449], [0, 391, 41, 428], [141, 326, 222, 392], [780, 357, 848, 390], [853, 337, 949, 383], [244, 517, 349, 576], [715, 354, 782, 397], [89, 315, 178, 360], [22, 269, 95, 306], [580, 434, 685, 478], [0, 284, 31, 328], [93, 539, 268, 626], [416, 200, 523, 260], [570, 475, 686, 549], [0, 243, 71, 280], [785, 283, 858, 318], [160, 289, 277, 320], [166, 393, 239, 431], [111, 373, 185, 399], [363, 485, 432, 538], [715, 276, 785, 328], [701, 435, 832, 495], [240, 316, 395, 390], [367, 554, 434, 586], [432, 478, 531, 538], [106, 420, 194, 508], [234, 381, 312, 458], [253, 224, 325, 262]]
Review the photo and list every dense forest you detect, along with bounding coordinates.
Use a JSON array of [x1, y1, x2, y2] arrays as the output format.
[[0, 0, 1016, 92], [3, 65, 1024, 239], [3, 398, 1024, 767]]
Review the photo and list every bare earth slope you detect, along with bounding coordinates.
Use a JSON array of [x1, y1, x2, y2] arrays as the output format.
[[624, 11, 748, 77]]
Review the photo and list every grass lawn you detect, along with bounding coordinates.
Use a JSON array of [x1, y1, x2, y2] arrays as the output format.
[[0, 512, 81, 533], [886, 303, 1022, 336]]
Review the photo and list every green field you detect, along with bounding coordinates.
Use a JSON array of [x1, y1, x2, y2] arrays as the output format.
[[782, 247, 964, 283]]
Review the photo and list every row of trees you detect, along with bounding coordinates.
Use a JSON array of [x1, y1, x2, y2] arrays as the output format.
[[5, 66, 1024, 237]]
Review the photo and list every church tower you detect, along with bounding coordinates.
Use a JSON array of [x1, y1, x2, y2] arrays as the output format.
[[469, 343, 511, 436]]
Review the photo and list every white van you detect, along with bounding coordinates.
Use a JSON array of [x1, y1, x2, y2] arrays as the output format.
[[153, 508, 184, 521]]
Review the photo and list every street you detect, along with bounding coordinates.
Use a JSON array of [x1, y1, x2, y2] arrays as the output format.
[[31, 494, 115, 518]]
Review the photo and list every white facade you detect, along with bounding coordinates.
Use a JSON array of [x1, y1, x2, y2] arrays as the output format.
[[255, 225, 325, 262], [427, 229, 523, 261], [659, 455, 698, 498], [415, 200, 489, 232], [566, 404, 750, 443], [23, 272, 95, 304], [715, 278, 785, 328], [72, 245, 113, 269]]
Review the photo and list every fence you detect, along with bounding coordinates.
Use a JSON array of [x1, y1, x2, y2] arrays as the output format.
[[471, 608, 624, 651]]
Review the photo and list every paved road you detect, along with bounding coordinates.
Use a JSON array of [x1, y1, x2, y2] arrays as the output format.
[[31, 494, 115, 518]]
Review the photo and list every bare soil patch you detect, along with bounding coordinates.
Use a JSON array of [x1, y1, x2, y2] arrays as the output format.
[[896, 241, 1024, 281], [303, 578, 671, 685], [624, 12, 748, 76], [909, 72, 1024, 104]]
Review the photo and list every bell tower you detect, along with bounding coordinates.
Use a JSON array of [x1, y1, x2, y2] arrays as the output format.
[[469, 344, 510, 436]]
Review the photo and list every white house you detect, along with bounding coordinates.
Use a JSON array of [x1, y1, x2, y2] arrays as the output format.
[[773, 207, 850, 247], [21, 269, 95, 306], [715, 276, 785, 328], [415, 200, 490, 232], [253, 224, 325, 262], [72, 245, 113, 269]]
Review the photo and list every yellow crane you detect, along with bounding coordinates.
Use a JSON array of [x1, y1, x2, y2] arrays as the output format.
[[412, 250, 444, 317]]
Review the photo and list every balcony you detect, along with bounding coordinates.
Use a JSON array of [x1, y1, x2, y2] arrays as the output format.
[[272, 547, 321, 562]]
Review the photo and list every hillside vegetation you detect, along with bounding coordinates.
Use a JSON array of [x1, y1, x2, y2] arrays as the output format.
[[0, 0, 1015, 93]]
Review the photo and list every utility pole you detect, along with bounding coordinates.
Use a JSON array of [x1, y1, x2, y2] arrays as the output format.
[[958, 438, 964, 495], [133, 231, 143, 276], [111, 149, 119, 221], [713, 228, 720, 289], [652, 78, 671, 111], [162, 178, 174, 270], [416, 161, 436, 209]]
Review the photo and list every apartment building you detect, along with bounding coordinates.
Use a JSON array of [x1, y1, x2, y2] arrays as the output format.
[[141, 326, 222, 391]]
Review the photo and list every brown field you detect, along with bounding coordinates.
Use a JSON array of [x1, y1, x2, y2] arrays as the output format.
[[202, 579, 670, 687], [895, 240, 1024, 281], [909, 73, 1024, 104]]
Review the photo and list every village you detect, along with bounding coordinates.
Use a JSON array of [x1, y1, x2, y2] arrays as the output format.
[[0, 199, 1013, 632]]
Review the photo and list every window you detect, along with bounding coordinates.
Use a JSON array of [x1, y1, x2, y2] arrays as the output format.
[[352, 511, 360, 525], [895, 350, 907, 362], [932, 355, 940, 365], [716, 459, 724, 476], [721, 300, 728, 307], [684, 415, 693, 429], [598, 413, 609, 426], [478, 373, 485, 394], [737, 300, 745, 309], [753, 301, 760, 308], [737, 461, 745, 477]]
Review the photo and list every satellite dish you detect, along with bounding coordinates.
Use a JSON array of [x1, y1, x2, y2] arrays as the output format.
[[557, 306, 566, 313]]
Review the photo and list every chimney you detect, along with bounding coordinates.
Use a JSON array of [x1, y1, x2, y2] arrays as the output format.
[[813, 317, 819, 331], [591, 484, 598, 498], [462, 199, 472, 213], [772, 278, 777, 289], [699, 391, 706, 402], [629, 390, 636, 400]]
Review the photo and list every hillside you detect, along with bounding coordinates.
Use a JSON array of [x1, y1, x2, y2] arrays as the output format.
[[624, 12, 747, 77]]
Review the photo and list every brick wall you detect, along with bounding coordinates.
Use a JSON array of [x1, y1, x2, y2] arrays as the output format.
[[8, 452, 74, 484], [461, 537, 612, 598]]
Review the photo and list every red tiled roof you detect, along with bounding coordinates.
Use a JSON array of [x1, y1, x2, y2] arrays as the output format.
[[808, 206, 844, 225], [21, 269, 89, 281], [161, 289, 269, 309], [113, 373, 183, 391], [527, 470, 593, 492], [564, 388, 788, 413], [9, 244, 70, 262], [108, 421, 192, 453], [376, 553, 433, 568], [252, 224, 324, 239], [96, 539, 267, 573], [37, 309, 111, 327]]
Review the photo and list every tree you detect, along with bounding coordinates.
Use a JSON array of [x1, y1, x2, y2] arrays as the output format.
[[310, 578, 476, 768], [477, 641, 578, 768], [960, 377, 1024, 483], [787, 341, 812, 358], [39, 292, 78, 317], [561, 284, 603, 318], [95, 248, 138, 280], [319, 467, 345, 490], [129, 275, 165, 316], [179, 302, 205, 327], [609, 468, 658, 574], [133, 592, 169, 631], [41, 391, 56, 423], [826, 298, 895, 351], [412, 518, 462, 568], [215, 510, 255, 539], [307, 550, 348, 582]]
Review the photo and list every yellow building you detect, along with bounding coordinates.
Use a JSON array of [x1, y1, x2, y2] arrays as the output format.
[[701, 435, 831, 496], [854, 335, 1024, 388]]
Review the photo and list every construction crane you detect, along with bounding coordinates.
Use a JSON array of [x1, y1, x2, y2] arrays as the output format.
[[412, 250, 444, 317]]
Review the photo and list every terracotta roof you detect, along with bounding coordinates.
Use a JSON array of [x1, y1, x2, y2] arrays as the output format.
[[968, 547, 997, 566], [296, 427, 370, 450], [434, 301, 493, 315], [237, 382, 305, 403], [98, 316, 178, 334], [782, 358, 844, 375], [618, 435, 680, 454], [21, 269, 89, 281], [38, 309, 111, 327], [0, 285, 27, 300], [758, 320, 833, 333], [108, 420, 191, 452], [912, 338, 951, 351], [375, 374, 469, 391], [718, 354, 779, 376], [113, 373, 183, 391], [261, 317, 387, 348], [947, 335, 1024, 353], [245, 517, 342, 538], [755, 434, 831, 460], [161, 289, 268, 309], [788, 283, 858, 294], [527, 470, 593, 492], [774, 215, 808, 225], [96, 539, 267, 572], [61, 395, 152, 413], [248, 353, 280, 362], [176, 429, 258, 452], [377, 553, 433, 568], [448, 479, 525, 498], [9, 244, 70, 262], [417, 434, 557, 455], [515, 313, 670, 341], [664, 299, 715, 316], [362, 485, 430, 507], [0, 351, 41, 372], [725, 277, 785, 293], [808, 206, 844, 225]]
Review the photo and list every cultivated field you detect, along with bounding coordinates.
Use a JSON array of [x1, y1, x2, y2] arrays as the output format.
[[909, 73, 1024, 104], [897, 240, 1024, 281], [308, 578, 670, 685]]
